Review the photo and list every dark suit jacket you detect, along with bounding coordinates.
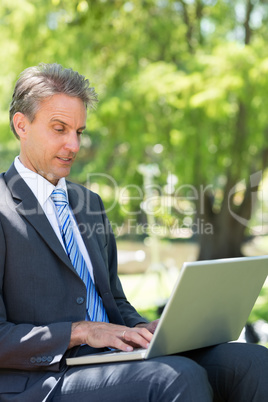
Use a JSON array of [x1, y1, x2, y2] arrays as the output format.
[[0, 163, 146, 401]]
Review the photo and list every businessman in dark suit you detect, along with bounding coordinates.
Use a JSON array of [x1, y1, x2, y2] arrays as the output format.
[[0, 63, 267, 401]]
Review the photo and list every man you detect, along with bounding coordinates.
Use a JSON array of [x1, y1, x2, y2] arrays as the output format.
[[0, 63, 267, 401]]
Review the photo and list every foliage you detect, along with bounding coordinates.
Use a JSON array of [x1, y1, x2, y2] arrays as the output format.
[[1, 0, 268, 257], [248, 286, 268, 323]]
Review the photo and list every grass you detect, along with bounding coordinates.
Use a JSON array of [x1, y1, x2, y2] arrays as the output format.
[[248, 285, 268, 323]]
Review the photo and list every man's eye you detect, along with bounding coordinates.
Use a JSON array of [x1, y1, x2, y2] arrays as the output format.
[[54, 127, 64, 132]]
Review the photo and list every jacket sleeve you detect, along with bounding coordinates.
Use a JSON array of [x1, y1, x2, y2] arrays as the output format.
[[0, 219, 72, 371]]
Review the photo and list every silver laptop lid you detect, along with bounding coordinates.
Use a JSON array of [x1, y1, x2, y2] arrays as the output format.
[[147, 255, 268, 358]]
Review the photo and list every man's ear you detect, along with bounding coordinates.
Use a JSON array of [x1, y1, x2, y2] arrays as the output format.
[[12, 112, 29, 140]]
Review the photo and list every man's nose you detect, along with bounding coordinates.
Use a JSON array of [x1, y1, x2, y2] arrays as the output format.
[[65, 131, 80, 153]]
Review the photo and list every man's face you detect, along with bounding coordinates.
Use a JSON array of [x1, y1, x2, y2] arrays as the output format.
[[17, 94, 87, 185]]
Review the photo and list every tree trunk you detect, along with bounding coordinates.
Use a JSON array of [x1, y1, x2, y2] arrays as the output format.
[[196, 173, 261, 260], [197, 212, 246, 260], [244, 0, 254, 45]]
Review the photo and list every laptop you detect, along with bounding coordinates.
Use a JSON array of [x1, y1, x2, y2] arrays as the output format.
[[66, 255, 268, 366]]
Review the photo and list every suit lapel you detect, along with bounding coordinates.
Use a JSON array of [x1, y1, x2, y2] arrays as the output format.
[[4, 164, 75, 273], [5, 164, 111, 288], [67, 182, 125, 324], [67, 182, 110, 291], [5, 164, 124, 324]]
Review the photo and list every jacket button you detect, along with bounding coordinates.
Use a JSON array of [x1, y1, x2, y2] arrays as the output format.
[[76, 297, 85, 305], [47, 356, 53, 363], [30, 357, 36, 363]]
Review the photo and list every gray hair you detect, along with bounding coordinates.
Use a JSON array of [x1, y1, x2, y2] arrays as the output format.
[[9, 63, 98, 139]]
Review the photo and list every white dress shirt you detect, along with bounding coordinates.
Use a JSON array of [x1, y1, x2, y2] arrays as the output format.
[[14, 156, 95, 281]]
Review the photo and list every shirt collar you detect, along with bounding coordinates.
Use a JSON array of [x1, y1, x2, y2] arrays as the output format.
[[14, 156, 68, 207]]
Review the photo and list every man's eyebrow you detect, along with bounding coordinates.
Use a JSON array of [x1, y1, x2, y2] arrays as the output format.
[[50, 118, 86, 130], [51, 118, 68, 125]]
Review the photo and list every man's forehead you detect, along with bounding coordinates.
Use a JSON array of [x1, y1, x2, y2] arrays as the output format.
[[39, 93, 86, 109], [37, 94, 87, 121]]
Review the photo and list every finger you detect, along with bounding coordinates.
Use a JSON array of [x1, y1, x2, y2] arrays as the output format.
[[106, 327, 151, 352], [118, 326, 152, 342], [134, 327, 154, 342], [120, 328, 152, 349], [83, 322, 152, 352]]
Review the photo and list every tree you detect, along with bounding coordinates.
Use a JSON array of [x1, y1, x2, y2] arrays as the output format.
[[83, 0, 268, 259], [1, 0, 268, 259]]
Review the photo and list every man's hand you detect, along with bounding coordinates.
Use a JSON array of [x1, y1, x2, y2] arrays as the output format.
[[68, 321, 153, 352], [135, 319, 159, 334]]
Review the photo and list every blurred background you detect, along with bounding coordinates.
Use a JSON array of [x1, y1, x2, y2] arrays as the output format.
[[1, 0, 268, 341]]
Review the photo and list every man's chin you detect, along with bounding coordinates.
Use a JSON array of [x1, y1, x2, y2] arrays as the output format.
[[45, 169, 71, 185]]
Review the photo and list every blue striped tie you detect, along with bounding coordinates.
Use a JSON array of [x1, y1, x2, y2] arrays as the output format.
[[51, 188, 109, 323]]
